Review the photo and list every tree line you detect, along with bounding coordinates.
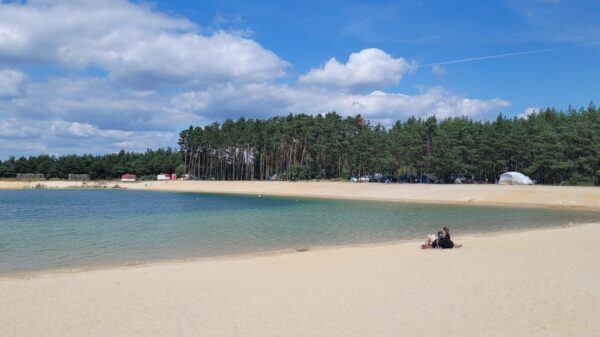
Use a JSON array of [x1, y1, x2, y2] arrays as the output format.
[[2, 104, 599, 185], [0, 149, 182, 180], [179, 105, 600, 185]]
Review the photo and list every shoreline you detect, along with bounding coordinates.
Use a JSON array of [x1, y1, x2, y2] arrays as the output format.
[[3, 180, 600, 211], [2, 181, 600, 336], [2, 180, 600, 278], [2, 221, 599, 337], [0, 220, 594, 279]]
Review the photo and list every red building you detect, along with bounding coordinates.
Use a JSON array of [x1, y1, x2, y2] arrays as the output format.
[[121, 174, 137, 182]]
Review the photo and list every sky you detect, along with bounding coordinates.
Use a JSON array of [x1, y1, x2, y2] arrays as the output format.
[[0, 0, 599, 159]]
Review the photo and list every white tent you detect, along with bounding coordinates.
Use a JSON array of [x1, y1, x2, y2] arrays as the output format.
[[499, 172, 534, 185]]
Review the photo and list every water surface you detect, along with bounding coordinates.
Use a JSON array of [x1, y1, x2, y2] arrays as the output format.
[[1, 189, 599, 273]]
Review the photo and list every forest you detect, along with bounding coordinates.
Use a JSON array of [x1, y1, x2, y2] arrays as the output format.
[[1, 104, 600, 185], [0, 148, 182, 180], [178, 105, 600, 185]]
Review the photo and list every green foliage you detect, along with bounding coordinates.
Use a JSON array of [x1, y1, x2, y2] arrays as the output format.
[[0, 148, 180, 180], [397, 166, 417, 177], [178, 107, 600, 185], [3, 105, 600, 186], [563, 174, 595, 186], [288, 164, 310, 181]]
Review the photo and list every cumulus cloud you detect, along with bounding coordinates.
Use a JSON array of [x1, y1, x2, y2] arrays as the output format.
[[518, 107, 541, 119], [174, 84, 510, 123], [0, 117, 41, 138], [0, 0, 287, 88], [0, 69, 27, 98], [1, 77, 201, 131], [0, 76, 510, 156], [299, 48, 416, 93], [0, 117, 177, 158], [0, 1, 512, 158]]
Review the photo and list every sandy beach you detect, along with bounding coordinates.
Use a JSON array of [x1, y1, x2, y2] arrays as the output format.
[[4, 179, 600, 210], [1, 181, 600, 336], [0, 223, 598, 337]]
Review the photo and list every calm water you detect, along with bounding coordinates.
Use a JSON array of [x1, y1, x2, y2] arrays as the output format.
[[1, 189, 599, 273]]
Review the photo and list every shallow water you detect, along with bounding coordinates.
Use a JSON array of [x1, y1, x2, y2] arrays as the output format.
[[1, 189, 599, 273]]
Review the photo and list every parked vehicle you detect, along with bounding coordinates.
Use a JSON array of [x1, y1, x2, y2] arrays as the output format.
[[398, 174, 418, 183], [453, 174, 487, 184], [420, 174, 439, 184]]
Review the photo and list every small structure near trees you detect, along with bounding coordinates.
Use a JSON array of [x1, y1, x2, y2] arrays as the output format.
[[68, 174, 90, 181], [499, 172, 534, 185], [121, 174, 137, 182], [157, 173, 177, 181], [16, 173, 45, 180]]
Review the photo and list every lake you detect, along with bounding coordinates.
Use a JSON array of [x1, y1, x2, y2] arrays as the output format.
[[1, 189, 599, 273]]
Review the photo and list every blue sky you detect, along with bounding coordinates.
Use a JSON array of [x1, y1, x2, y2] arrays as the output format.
[[0, 0, 599, 158]]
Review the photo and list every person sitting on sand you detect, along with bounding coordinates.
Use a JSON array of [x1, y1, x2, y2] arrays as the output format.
[[431, 231, 451, 248], [422, 228, 462, 249]]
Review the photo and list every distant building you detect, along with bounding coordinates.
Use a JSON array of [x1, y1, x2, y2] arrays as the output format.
[[17, 173, 45, 180], [68, 174, 89, 181], [121, 174, 137, 182], [157, 173, 177, 181]]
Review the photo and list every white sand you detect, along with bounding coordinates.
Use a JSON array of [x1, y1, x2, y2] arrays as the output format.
[[1, 181, 600, 336]]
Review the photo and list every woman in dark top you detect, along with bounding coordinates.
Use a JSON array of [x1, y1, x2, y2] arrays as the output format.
[[443, 227, 452, 240], [441, 227, 462, 248], [431, 231, 445, 248]]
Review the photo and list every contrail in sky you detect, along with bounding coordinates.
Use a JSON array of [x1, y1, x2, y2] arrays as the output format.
[[420, 48, 554, 67], [419, 42, 598, 68]]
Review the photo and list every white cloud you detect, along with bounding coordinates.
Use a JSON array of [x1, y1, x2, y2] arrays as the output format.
[[299, 48, 416, 93], [0, 69, 27, 98], [50, 120, 120, 138], [0, 2, 512, 158], [174, 84, 510, 123], [0, 77, 510, 157], [431, 64, 447, 76], [0, 117, 177, 158], [0, 117, 41, 138], [518, 106, 540, 119], [2, 77, 200, 131], [0, 0, 287, 88]]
